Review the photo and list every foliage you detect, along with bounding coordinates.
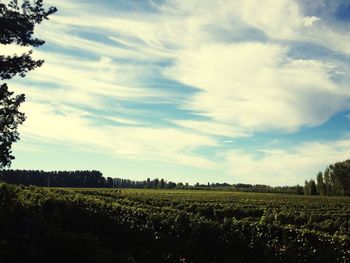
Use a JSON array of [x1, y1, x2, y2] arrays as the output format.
[[0, 169, 105, 187], [0, 84, 25, 167], [305, 160, 350, 196], [1, 184, 349, 262], [0, 0, 57, 47], [0, 0, 56, 168], [0, 170, 304, 194]]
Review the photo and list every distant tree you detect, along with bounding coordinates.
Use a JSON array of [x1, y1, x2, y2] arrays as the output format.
[[309, 179, 317, 195], [316, 171, 325, 195], [177, 182, 184, 188], [306, 159, 350, 196], [0, 169, 105, 187], [167, 181, 176, 189], [106, 177, 113, 188], [295, 185, 304, 195], [326, 160, 350, 196], [0, 0, 56, 168], [323, 168, 333, 195], [304, 180, 310, 195], [160, 178, 165, 189], [304, 179, 317, 195], [153, 178, 159, 188]]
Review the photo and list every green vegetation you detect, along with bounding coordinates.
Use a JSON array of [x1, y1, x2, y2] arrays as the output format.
[[1, 1, 349, 262], [305, 159, 350, 196], [0, 169, 106, 187], [0, 170, 304, 194], [1, 183, 349, 262]]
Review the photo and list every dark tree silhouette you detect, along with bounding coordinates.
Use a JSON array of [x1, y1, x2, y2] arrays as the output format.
[[0, 84, 25, 167], [0, 0, 56, 168]]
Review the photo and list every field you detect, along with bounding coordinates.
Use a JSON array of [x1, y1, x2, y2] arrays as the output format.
[[1, 184, 350, 262]]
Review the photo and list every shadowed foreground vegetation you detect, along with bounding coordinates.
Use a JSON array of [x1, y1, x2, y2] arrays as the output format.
[[1, 183, 349, 263]]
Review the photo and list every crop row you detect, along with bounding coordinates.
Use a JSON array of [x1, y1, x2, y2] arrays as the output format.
[[1, 184, 350, 262]]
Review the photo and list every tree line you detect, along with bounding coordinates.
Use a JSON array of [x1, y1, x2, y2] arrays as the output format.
[[0, 169, 303, 194], [0, 170, 182, 189], [109, 178, 304, 194], [113, 177, 178, 189], [0, 169, 105, 188], [4, 166, 350, 196], [304, 159, 350, 196]]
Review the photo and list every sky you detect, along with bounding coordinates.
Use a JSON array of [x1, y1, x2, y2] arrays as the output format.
[[2, 0, 350, 186]]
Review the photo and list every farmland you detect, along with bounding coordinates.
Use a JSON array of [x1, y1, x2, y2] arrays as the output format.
[[1, 184, 350, 262]]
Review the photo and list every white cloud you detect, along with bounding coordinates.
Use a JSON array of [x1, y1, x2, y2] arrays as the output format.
[[302, 16, 320, 27], [237, 0, 302, 39], [173, 119, 248, 138], [0, 44, 31, 56], [4, 0, 350, 183], [225, 139, 350, 186], [167, 43, 349, 132], [18, 102, 218, 169]]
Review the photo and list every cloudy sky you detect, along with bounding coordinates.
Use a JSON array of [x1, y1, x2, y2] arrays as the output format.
[[4, 0, 350, 185]]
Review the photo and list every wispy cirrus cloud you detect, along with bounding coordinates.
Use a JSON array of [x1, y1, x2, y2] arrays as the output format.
[[4, 0, 350, 184], [18, 101, 218, 169]]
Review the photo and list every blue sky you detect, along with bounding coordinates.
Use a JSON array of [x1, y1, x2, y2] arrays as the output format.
[[3, 0, 350, 185]]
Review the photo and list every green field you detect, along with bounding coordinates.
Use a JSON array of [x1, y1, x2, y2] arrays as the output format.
[[1, 184, 350, 262]]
